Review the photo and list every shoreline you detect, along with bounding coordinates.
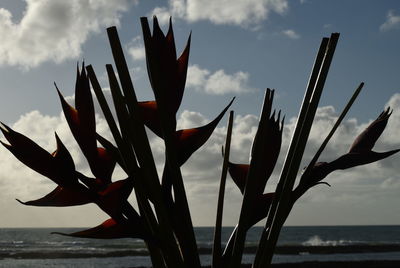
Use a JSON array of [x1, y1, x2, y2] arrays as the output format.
[[2, 244, 400, 259], [131, 261, 400, 268], [220, 260, 400, 268]]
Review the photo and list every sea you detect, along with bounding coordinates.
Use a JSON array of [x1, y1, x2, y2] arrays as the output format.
[[1, 225, 400, 267]]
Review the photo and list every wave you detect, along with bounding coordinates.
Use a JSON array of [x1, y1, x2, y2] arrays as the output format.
[[302, 235, 361, 246]]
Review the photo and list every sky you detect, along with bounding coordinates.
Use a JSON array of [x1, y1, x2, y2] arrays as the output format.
[[0, 0, 400, 227]]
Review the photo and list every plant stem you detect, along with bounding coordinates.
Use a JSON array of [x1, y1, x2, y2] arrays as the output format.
[[87, 65, 167, 268], [302, 82, 364, 178], [139, 18, 201, 268], [230, 89, 274, 268], [254, 33, 339, 268], [106, 26, 185, 268], [252, 36, 329, 267], [212, 111, 234, 268]]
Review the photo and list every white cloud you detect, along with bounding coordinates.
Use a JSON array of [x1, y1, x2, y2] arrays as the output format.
[[282, 29, 300, 39], [177, 110, 208, 129], [149, 0, 289, 28], [380, 10, 400, 32], [1, 93, 400, 226], [0, 0, 132, 68], [127, 36, 146, 61], [176, 95, 400, 225], [187, 64, 255, 95]]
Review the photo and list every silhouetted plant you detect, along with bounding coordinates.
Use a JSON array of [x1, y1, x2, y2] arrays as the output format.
[[1, 17, 398, 268]]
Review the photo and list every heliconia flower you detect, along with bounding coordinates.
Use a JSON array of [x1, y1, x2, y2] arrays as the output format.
[[227, 164, 275, 227], [0, 125, 94, 207], [96, 178, 135, 221], [249, 91, 284, 194], [16, 185, 92, 207], [57, 64, 116, 184], [175, 98, 234, 166], [227, 162, 249, 194], [303, 108, 400, 188], [52, 218, 145, 239], [140, 16, 191, 125], [0, 124, 77, 188], [227, 109, 284, 194], [247, 193, 275, 229], [137, 100, 162, 137]]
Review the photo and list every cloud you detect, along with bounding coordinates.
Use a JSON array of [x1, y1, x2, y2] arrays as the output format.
[[187, 64, 255, 95], [127, 36, 146, 61], [1, 92, 400, 226], [149, 0, 289, 28], [175, 95, 400, 225], [380, 10, 400, 32], [0, 0, 132, 68], [282, 29, 300, 39]]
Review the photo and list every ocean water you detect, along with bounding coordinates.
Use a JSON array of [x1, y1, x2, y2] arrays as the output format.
[[1, 226, 400, 267]]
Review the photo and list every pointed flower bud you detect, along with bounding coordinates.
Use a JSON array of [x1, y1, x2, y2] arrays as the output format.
[[57, 64, 116, 184], [140, 16, 191, 125], [0, 124, 77, 188], [302, 108, 400, 188]]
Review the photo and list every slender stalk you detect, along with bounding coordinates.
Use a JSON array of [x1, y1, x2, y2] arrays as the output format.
[[295, 82, 364, 200], [87, 65, 165, 268], [253, 36, 330, 268], [230, 89, 274, 268], [221, 225, 238, 265], [106, 64, 160, 222], [86, 65, 126, 168], [212, 111, 234, 268], [139, 19, 201, 268], [106, 27, 160, 202], [254, 33, 339, 268], [106, 26, 185, 268], [303, 82, 364, 177], [157, 102, 201, 268]]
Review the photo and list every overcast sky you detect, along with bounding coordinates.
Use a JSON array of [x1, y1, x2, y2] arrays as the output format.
[[0, 0, 400, 227]]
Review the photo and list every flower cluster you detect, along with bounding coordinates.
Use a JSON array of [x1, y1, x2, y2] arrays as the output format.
[[1, 16, 399, 268]]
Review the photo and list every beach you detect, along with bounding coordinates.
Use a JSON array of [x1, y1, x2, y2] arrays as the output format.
[[1, 226, 400, 267]]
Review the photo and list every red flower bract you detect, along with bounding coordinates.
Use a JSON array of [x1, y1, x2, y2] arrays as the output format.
[[227, 105, 284, 195], [303, 108, 400, 188], [52, 218, 145, 239], [16, 185, 92, 207], [175, 98, 234, 166], [141, 17, 191, 123], [57, 64, 116, 184], [0, 124, 77, 188]]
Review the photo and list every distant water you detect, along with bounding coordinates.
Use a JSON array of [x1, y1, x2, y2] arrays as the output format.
[[1, 226, 400, 267]]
